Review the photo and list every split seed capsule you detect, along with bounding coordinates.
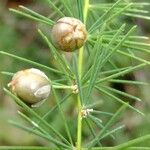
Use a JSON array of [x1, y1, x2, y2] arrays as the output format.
[[8, 68, 51, 107]]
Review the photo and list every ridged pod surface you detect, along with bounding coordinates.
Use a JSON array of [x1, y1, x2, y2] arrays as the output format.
[[51, 17, 87, 52]]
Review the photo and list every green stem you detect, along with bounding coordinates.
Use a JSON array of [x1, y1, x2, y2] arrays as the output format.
[[83, 0, 89, 23], [52, 85, 73, 89], [77, 1, 89, 149], [77, 46, 84, 150], [77, 95, 82, 150]]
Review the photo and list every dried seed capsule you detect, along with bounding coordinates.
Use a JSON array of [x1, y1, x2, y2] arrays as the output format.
[[51, 17, 87, 52], [8, 68, 51, 107]]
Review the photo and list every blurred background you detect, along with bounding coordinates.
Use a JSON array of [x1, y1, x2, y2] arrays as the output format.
[[0, 0, 150, 147]]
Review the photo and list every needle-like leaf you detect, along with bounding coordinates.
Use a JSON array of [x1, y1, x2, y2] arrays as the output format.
[[95, 86, 144, 115], [9, 8, 54, 26], [4, 88, 71, 146], [87, 104, 127, 148], [38, 29, 75, 82], [0, 51, 62, 75]]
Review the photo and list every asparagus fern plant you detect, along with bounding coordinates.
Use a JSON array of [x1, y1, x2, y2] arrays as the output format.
[[1, 0, 150, 149]]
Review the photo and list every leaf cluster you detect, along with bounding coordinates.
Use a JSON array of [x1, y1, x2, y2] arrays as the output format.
[[1, 0, 150, 149]]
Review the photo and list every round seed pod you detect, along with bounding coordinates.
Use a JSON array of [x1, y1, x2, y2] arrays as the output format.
[[8, 68, 51, 107], [51, 17, 87, 52]]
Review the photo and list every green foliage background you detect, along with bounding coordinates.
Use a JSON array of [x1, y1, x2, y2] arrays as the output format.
[[0, 0, 150, 148]]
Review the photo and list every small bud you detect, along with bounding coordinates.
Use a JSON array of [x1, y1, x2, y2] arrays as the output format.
[[81, 108, 93, 118], [51, 17, 87, 52], [71, 84, 78, 94], [8, 68, 51, 107]]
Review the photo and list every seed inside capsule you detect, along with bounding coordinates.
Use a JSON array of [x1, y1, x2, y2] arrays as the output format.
[[8, 68, 51, 107], [51, 17, 87, 52]]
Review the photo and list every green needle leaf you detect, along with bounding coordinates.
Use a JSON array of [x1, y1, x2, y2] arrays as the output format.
[[77, 0, 83, 21], [0, 51, 62, 75], [92, 110, 114, 116], [109, 79, 149, 86], [85, 24, 126, 104], [87, 103, 127, 148], [96, 63, 146, 84], [4, 88, 71, 147], [9, 120, 70, 149], [19, 5, 55, 24], [114, 134, 150, 150], [38, 29, 75, 81], [52, 88, 73, 146], [101, 85, 142, 102], [95, 86, 144, 116], [59, 0, 74, 17], [46, 0, 65, 17], [88, 0, 123, 33], [9, 8, 54, 26], [0, 146, 54, 150], [85, 118, 102, 146]]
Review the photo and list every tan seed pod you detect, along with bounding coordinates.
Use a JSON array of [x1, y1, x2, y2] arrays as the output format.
[[8, 68, 51, 107], [51, 17, 87, 52]]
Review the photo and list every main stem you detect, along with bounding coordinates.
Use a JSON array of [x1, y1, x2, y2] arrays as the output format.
[[77, 47, 83, 150], [77, 1, 89, 149]]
